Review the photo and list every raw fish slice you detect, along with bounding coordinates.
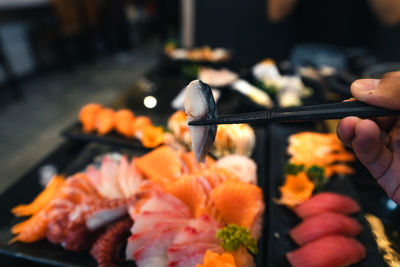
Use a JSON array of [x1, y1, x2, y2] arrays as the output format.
[[180, 151, 215, 174], [166, 174, 208, 217], [131, 211, 188, 234], [172, 215, 221, 245], [98, 156, 124, 198], [168, 243, 222, 267], [216, 155, 257, 184], [294, 192, 361, 219], [184, 80, 218, 163], [286, 235, 366, 267], [211, 180, 264, 238], [138, 192, 192, 219], [117, 157, 143, 199], [96, 108, 115, 135], [289, 212, 363, 245], [133, 227, 184, 266], [135, 146, 183, 187], [79, 103, 103, 133], [115, 109, 135, 137], [127, 221, 187, 255]]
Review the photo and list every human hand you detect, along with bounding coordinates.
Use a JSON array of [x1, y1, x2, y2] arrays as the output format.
[[337, 71, 400, 204]]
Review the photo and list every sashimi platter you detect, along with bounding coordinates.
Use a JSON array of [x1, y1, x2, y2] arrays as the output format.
[[2, 79, 398, 267]]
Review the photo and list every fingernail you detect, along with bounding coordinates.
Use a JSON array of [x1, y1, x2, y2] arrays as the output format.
[[352, 79, 380, 92]]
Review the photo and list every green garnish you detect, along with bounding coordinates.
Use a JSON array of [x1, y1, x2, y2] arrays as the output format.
[[216, 224, 258, 254], [306, 165, 325, 191], [256, 79, 278, 94], [181, 64, 199, 79], [284, 163, 305, 175]]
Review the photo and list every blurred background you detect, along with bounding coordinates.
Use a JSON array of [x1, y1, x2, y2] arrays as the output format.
[[1, 0, 400, 190]]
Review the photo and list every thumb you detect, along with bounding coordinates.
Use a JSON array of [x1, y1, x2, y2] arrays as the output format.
[[351, 71, 400, 110]]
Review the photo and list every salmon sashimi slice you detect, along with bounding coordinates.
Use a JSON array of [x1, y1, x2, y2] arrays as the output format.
[[286, 235, 366, 267], [12, 175, 65, 217], [132, 116, 152, 139], [294, 192, 361, 219], [79, 103, 103, 133], [180, 151, 215, 174], [229, 246, 256, 267], [289, 212, 363, 245], [135, 146, 184, 187], [287, 132, 355, 176], [211, 180, 264, 239], [10, 210, 49, 243], [166, 174, 208, 218], [96, 108, 115, 135], [115, 109, 135, 137]]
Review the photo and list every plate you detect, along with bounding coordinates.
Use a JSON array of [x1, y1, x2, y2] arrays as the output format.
[[61, 122, 147, 150], [265, 123, 386, 266], [0, 142, 147, 266], [0, 127, 270, 266]]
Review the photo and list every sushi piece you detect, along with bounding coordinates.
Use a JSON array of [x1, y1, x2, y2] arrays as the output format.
[[286, 235, 366, 267], [184, 80, 218, 163], [294, 192, 361, 219], [96, 108, 115, 135], [289, 212, 363, 245], [115, 109, 135, 137], [79, 103, 103, 133]]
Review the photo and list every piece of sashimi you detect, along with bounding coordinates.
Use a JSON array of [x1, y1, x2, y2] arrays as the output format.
[[168, 243, 222, 267], [117, 157, 143, 199], [98, 156, 124, 198], [286, 235, 366, 267], [131, 211, 188, 234], [184, 80, 218, 163], [294, 192, 361, 219], [172, 217, 220, 245], [289, 212, 363, 245], [216, 155, 257, 184], [135, 146, 183, 187], [166, 175, 208, 218], [127, 221, 186, 258], [138, 192, 192, 219], [211, 180, 264, 238], [133, 227, 183, 266], [79, 103, 102, 133]]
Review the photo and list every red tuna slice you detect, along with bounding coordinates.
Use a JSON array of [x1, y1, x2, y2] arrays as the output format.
[[286, 235, 366, 267], [289, 212, 363, 245], [294, 192, 361, 219]]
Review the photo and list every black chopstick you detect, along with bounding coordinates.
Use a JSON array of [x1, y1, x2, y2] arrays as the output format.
[[188, 101, 400, 126]]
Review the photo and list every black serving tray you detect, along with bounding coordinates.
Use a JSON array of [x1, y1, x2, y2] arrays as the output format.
[[0, 126, 270, 266], [61, 122, 148, 151], [266, 123, 387, 267], [0, 142, 152, 266]]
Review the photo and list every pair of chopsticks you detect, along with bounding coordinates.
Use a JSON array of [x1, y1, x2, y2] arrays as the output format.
[[188, 101, 400, 126]]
